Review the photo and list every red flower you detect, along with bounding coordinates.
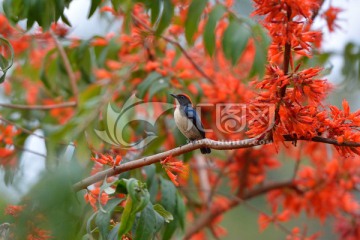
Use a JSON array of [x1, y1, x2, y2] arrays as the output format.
[[27, 227, 52, 240], [258, 209, 291, 232], [91, 154, 122, 168], [161, 156, 188, 186], [84, 188, 109, 211], [323, 6, 343, 32], [4, 204, 24, 217]]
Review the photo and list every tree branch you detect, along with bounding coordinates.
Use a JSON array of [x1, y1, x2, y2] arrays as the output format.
[[73, 137, 263, 191], [73, 136, 360, 191], [311, 0, 325, 21], [0, 116, 75, 146], [50, 31, 79, 105], [0, 101, 76, 110], [184, 181, 296, 239]]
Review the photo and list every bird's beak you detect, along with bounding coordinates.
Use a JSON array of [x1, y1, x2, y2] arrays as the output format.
[[170, 93, 177, 99]]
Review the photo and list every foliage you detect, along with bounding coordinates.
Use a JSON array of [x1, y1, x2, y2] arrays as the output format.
[[0, 0, 360, 239]]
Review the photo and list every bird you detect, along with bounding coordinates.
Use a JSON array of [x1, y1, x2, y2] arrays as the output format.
[[170, 93, 211, 154]]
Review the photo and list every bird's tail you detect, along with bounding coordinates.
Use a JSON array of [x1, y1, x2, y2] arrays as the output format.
[[200, 147, 211, 154]]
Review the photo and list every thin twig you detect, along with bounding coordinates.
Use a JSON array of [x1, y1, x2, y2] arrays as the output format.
[[50, 31, 79, 105], [131, 14, 215, 84], [160, 35, 215, 84], [0, 116, 75, 146], [0, 101, 76, 110], [195, 155, 211, 206], [14, 145, 47, 158], [237, 150, 251, 198], [292, 142, 302, 179], [0, 116, 45, 140], [207, 154, 233, 203]]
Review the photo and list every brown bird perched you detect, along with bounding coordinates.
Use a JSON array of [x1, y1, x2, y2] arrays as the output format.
[[170, 93, 211, 154]]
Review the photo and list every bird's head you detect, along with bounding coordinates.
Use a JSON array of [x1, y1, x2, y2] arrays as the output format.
[[170, 93, 192, 106]]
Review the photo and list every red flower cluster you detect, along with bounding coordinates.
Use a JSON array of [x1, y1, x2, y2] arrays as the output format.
[[91, 153, 122, 168], [0, 124, 19, 167], [5, 204, 52, 240], [4, 204, 24, 217], [161, 155, 188, 186], [84, 188, 110, 211], [322, 6, 343, 32]]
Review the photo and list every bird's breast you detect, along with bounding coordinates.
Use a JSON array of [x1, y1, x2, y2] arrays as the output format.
[[174, 107, 203, 140]]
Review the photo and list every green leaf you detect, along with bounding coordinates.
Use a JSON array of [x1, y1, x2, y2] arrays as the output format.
[[153, 204, 173, 223], [148, 77, 169, 98], [118, 178, 150, 236], [155, 0, 174, 35], [222, 19, 251, 65], [127, 179, 150, 213], [162, 216, 177, 240], [95, 198, 123, 239], [115, 178, 128, 194], [134, 203, 156, 240], [203, 4, 226, 56], [150, 0, 161, 24], [154, 209, 165, 232], [88, 0, 101, 18], [108, 223, 120, 240], [111, 0, 121, 12], [86, 211, 98, 237], [118, 195, 135, 236], [160, 177, 177, 240], [185, 0, 208, 44], [160, 178, 177, 213], [136, 72, 162, 98], [176, 193, 186, 230], [249, 24, 270, 78]]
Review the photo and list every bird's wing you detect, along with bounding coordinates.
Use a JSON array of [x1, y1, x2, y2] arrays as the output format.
[[184, 105, 206, 138]]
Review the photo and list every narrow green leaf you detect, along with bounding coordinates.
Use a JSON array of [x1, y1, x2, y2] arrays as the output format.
[[108, 223, 120, 240], [153, 204, 173, 223], [222, 19, 251, 65], [118, 195, 135, 236], [155, 0, 174, 35], [150, 0, 161, 24], [86, 211, 98, 236], [162, 217, 177, 240], [185, 0, 208, 44], [95, 198, 122, 239], [88, 0, 101, 18], [111, 0, 122, 12], [61, 13, 72, 26], [249, 24, 270, 78], [203, 4, 226, 56], [176, 193, 186, 230]]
